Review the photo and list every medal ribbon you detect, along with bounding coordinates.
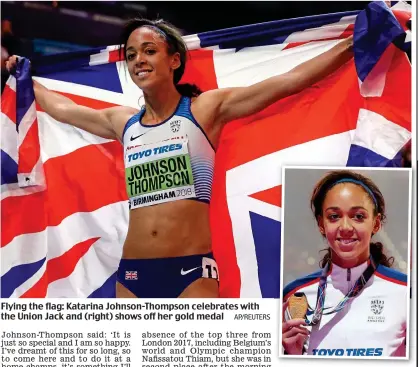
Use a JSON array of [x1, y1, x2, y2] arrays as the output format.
[[309, 258, 377, 326]]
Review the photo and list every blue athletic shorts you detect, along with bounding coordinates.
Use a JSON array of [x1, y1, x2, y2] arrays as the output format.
[[116, 252, 219, 298]]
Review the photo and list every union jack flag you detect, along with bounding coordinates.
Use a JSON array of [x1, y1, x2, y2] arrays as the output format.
[[125, 271, 138, 281]]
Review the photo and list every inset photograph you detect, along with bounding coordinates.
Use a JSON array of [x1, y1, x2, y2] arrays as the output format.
[[280, 167, 411, 359]]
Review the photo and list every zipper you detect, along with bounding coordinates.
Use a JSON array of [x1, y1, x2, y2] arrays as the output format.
[[347, 268, 351, 292]]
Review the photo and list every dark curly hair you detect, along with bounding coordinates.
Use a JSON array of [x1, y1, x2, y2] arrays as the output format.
[[119, 17, 202, 98], [310, 170, 394, 268]]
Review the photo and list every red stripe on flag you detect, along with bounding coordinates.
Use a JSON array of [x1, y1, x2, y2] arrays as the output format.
[[20, 237, 99, 298], [109, 49, 124, 63], [180, 50, 218, 92], [2, 141, 127, 247], [249, 185, 282, 207], [17, 118, 41, 174], [1, 84, 17, 123], [1, 190, 46, 247]]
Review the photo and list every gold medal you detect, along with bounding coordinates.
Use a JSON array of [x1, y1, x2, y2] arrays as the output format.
[[288, 292, 309, 319]]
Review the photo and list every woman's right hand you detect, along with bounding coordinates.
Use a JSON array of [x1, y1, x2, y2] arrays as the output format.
[[5, 55, 19, 73], [282, 300, 310, 355]]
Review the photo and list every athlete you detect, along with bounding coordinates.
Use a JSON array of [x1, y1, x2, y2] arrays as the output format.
[[282, 170, 407, 357], [6, 18, 354, 298]]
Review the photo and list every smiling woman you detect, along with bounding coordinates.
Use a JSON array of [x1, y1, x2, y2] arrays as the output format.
[[281, 169, 409, 358], [311, 171, 390, 270], [6, 14, 355, 299], [119, 18, 202, 99]]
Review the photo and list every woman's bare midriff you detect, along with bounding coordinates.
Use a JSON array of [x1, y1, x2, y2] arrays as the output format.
[[122, 199, 212, 259]]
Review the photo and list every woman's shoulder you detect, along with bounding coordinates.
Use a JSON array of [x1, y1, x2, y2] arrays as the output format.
[[105, 105, 140, 141], [374, 264, 408, 286], [105, 105, 140, 124], [112, 105, 140, 118], [283, 269, 323, 299]]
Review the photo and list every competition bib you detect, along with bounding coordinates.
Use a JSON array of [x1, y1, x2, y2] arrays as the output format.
[[125, 139, 196, 209]]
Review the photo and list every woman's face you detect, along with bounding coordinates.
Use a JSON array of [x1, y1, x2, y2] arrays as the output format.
[[125, 27, 180, 91], [318, 183, 381, 268]]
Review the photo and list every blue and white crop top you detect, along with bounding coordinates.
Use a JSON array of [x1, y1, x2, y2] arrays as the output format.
[[122, 96, 215, 209]]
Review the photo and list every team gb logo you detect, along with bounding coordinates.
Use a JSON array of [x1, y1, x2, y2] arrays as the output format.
[[371, 299, 384, 315], [171, 120, 181, 133]]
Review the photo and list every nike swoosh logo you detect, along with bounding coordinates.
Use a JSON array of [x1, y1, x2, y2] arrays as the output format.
[[180, 267, 200, 275], [130, 131, 149, 141]]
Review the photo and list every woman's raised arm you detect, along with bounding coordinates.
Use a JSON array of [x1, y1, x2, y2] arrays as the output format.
[[6, 55, 135, 140], [200, 36, 353, 126]]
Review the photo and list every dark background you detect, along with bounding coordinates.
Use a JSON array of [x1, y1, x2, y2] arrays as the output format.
[[1, 1, 375, 92], [2, 1, 370, 52]]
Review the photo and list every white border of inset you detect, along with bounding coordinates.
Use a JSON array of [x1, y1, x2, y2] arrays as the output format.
[[279, 165, 412, 360]]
